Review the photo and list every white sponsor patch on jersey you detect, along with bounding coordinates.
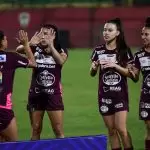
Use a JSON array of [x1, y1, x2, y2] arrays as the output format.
[[98, 54, 117, 63], [139, 57, 150, 67], [0, 54, 6, 62], [18, 60, 27, 65], [35, 52, 56, 64]]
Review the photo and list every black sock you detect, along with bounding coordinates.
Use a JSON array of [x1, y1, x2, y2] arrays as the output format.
[[112, 148, 122, 150]]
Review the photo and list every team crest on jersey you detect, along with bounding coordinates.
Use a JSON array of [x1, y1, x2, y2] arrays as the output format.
[[0, 54, 6, 62], [36, 70, 55, 87], [103, 71, 121, 86], [144, 74, 150, 87], [141, 111, 148, 118], [100, 105, 108, 113]]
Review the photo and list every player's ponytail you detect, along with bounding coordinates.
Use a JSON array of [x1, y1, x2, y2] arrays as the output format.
[[0, 31, 4, 48], [106, 18, 131, 66]]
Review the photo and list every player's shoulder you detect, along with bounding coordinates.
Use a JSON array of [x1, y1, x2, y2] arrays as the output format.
[[134, 47, 145, 57], [93, 44, 106, 54], [94, 44, 105, 51], [5, 51, 18, 56]]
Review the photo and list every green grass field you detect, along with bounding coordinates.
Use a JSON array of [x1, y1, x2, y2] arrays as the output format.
[[13, 49, 144, 149]]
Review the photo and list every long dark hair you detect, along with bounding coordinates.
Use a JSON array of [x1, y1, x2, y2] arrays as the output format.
[[106, 18, 131, 66], [145, 17, 150, 28], [41, 24, 61, 52], [0, 31, 4, 48]]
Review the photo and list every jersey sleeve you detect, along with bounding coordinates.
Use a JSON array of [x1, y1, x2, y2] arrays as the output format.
[[133, 53, 141, 69], [126, 48, 134, 64], [10, 52, 29, 68], [90, 48, 98, 62]]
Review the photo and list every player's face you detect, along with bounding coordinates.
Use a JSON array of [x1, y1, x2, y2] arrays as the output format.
[[103, 23, 120, 43], [40, 28, 51, 47], [141, 27, 150, 47], [1, 36, 8, 49]]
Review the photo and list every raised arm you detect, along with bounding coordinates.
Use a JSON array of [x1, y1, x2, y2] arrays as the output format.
[[18, 30, 37, 68], [16, 31, 42, 53], [45, 28, 67, 65]]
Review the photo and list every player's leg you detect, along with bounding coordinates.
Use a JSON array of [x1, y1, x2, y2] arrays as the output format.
[[139, 100, 150, 150], [102, 115, 122, 150], [99, 97, 122, 150], [115, 111, 133, 150], [0, 108, 17, 142], [144, 120, 150, 150], [47, 110, 64, 138], [0, 135, 6, 142], [27, 93, 45, 140], [46, 94, 64, 138], [0, 117, 18, 141], [29, 110, 45, 140]]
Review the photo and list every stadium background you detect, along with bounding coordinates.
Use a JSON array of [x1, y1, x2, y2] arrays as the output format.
[[0, 0, 150, 149]]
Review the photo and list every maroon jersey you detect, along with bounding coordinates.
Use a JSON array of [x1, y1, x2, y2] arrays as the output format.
[[91, 44, 133, 101], [134, 48, 150, 97], [29, 45, 67, 95], [0, 51, 29, 109], [134, 48, 150, 119]]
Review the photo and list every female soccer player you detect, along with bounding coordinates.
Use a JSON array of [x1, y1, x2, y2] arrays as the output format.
[[0, 30, 36, 142], [17, 24, 68, 140], [128, 17, 150, 150], [90, 18, 134, 150]]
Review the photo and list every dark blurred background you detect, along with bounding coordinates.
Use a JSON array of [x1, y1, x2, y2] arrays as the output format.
[[0, 0, 149, 49]]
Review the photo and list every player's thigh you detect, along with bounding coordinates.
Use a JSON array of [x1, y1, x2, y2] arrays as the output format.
[[28, 93, 45, 126], [115, 111, 128, 130], [102, 114, 115, 130], [145, 120, 150, 128], [47, 110, 64, 128], [1, 117, 18, 141], [29, 111, 45, 128]]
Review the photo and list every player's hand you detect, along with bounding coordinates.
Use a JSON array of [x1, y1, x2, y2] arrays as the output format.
[[45, 28, 56, 45], [101, 60, 117, 69], [127, 64, 136, 78], [18, 30, 29, 46], [29, 30, 43, 45], [91, 61, 99, 70]]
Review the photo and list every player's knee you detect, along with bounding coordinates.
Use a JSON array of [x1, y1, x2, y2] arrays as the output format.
[[52, 123, 63, 136], [32, 123, 42, 134], [116, 126, 127, 137], [146, 123, 150, 130], [108, 128, 117, 137]]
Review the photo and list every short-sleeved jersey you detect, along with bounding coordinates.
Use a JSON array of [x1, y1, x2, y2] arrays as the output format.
[[91, 44, 133, 100], [134, 48, 150, 96], [0, 51, 29, 109], [29, 45, 68, 95]]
